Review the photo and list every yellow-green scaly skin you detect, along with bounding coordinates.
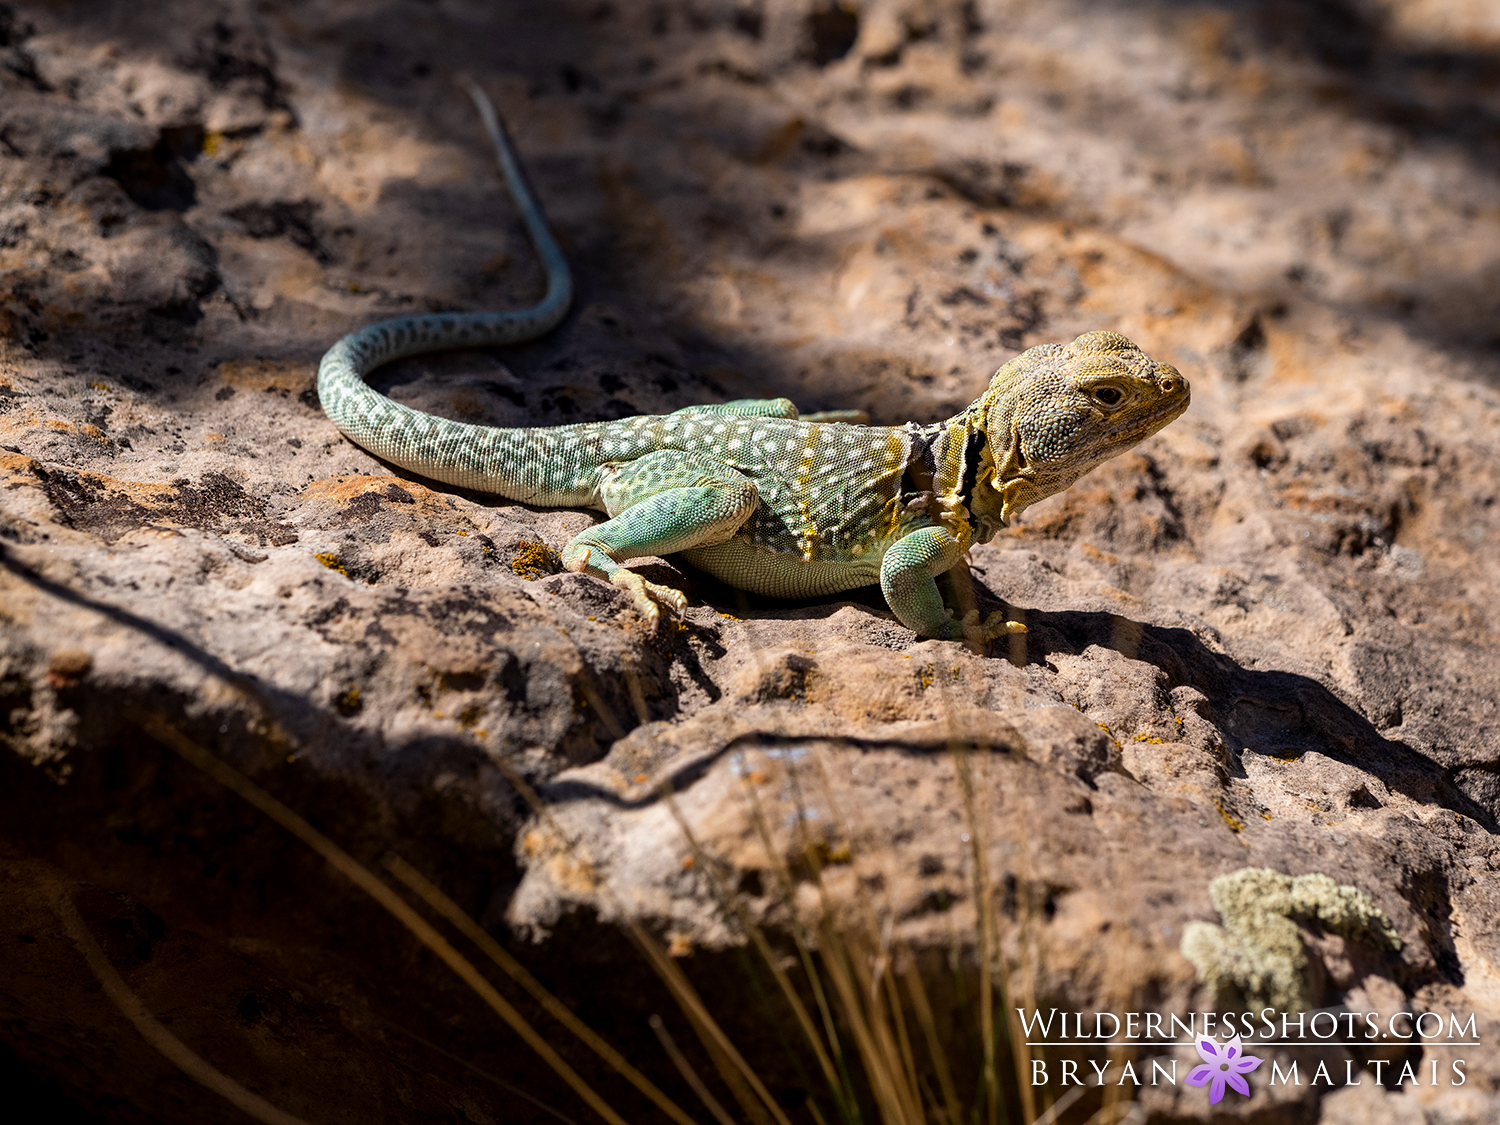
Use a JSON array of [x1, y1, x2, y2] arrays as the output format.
[[319, 89, 1191, 640]]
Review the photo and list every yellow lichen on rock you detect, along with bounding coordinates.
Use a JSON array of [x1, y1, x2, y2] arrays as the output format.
[[509, 539, 562, 580]]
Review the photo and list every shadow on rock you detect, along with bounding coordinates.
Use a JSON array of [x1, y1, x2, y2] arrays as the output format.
[[1028, 608, 1499, 832]]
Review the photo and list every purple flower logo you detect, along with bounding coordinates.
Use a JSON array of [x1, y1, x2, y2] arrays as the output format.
[[1185, 1034, 1262, 1105]]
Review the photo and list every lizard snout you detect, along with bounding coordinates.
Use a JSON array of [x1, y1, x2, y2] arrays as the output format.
[[1156, 368, 1189, 401]]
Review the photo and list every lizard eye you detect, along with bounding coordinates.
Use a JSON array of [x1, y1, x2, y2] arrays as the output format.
[[1093, 386, 1124, 407]]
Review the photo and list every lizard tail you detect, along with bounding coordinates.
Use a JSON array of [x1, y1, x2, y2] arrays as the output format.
[[315, 82, 574, 493]]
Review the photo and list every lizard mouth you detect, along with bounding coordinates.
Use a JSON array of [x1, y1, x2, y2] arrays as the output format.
[[1106, 392, 1190, 441]]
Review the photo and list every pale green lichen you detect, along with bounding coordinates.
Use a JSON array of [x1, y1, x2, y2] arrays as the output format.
[[1180, 867, 1401, 1012]]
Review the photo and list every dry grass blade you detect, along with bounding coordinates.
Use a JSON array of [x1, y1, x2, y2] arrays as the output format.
[[898, 961, 962, 1125], [1084, 1098, 1144, 1125], [488, 755, 792, 1125], [813, 925, 914, 1125], [53, 890, 315, 1125], [625, 918, 794, 1125], [661, 776, 850, 1116], [800, 755, 930, 1125], [790, 829, 920, 1123], [1028, 1083, 1085, 1125], [375, 1013, 587, 1125], [133, 712, 633, 1125], [877, 956, 921, 1119], [778, 759, 927, 1125], [737, 772, 859, 1115], [950, 743, 1002, 1125], [650, 1014, 738, 1125], [384, 854, 700, 1125], [841, 922, 924, 1125]]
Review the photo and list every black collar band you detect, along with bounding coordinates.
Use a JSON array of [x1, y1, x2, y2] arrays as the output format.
[[899, 421, 939, 504], [958, 426, 988, 514]]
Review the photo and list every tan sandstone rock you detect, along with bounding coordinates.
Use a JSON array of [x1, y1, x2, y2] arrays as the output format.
[[2, 1, 1498, 1122]]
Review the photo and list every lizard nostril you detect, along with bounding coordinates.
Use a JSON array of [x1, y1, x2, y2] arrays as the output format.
[[1159, 377, 1178, 394]]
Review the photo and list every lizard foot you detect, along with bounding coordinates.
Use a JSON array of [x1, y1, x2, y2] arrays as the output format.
[[608, 570, 688, 632], [950, 609, 1027, 645]]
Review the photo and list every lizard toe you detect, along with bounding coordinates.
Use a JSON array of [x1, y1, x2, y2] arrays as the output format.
[[642, 579, 689, 615], [957, 610, 1028, 645], [608, 571, 687, 631]]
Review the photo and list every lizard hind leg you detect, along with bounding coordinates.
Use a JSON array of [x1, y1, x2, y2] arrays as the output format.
[[673, 398, 800, 419], [561, 453, 759, 632], [672, 399, 871, 424]]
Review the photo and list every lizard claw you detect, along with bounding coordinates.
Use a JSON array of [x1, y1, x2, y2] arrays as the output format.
[[609, 570, 688, 633], [959, 609, 1027, 644]]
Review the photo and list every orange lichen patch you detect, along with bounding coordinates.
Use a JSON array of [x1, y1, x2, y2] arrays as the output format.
[[47, 419, 108, 441], [315, 552, 349, 577], [1078, 542, 1120, 565], [1276, 484, 1374, 515], [213, 358, 313, 394], [0, 408, 110, 445], [1, 457, 296, 547], [41, 465, 179, 506], [301, 475, 435, 505], [546, 852, 598, 895], [0, 449, 38, 473], [1214, 799, 1245, 833]]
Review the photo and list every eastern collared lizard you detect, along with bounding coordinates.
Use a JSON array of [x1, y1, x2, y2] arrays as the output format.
[[318, 86, 1190, 642]]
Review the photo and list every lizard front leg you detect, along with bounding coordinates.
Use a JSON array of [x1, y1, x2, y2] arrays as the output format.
[[562, 452, 758, 631], [880, 526, 1026, 643]]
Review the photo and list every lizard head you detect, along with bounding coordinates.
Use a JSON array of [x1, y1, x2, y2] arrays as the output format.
[[962, 330, 1190, 541]]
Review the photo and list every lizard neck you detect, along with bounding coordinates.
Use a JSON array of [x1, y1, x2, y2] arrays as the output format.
[[940, 387, 1061, 542], [899, 413, 999, 546]]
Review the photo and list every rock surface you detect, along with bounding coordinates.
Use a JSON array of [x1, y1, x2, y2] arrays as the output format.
[[3, 1, 1500, 1122]]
